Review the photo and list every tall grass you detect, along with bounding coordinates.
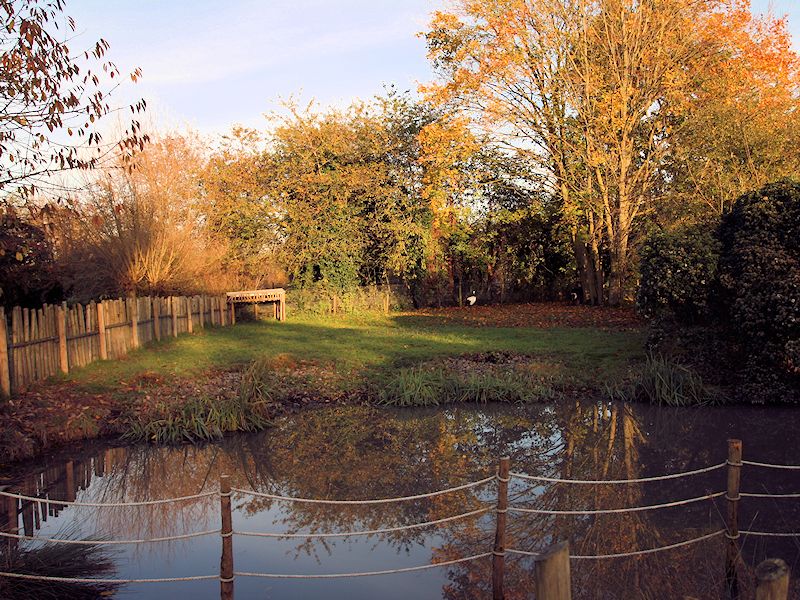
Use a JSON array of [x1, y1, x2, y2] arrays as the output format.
[[608, 354, 718, 406], [123, 393, 271, 444], [0, 526, 120, 599], [371, 367, 557, 407]]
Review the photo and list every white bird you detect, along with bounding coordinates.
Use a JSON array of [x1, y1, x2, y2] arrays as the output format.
[[466, 291, 477, 306]]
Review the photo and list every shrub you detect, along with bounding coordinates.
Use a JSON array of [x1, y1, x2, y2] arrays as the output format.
[[718, 179, 800, 398], [637, 225, 720, 322]]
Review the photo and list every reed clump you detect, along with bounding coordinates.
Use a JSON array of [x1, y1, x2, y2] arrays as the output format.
[[607, 354, 720, 406], [370, 366, 557, 407]]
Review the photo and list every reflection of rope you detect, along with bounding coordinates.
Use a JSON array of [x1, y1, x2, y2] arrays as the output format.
[[508, 492, 724, 516], [740, 530, 800, 537], [0, 490, 215, 507], [509, 463, 725, 485], [742, 460, 800, 470], [0, 529, 219, 545], [235, 507, 491, 539], [0, 571, 218, 583], [231, 476, 495, 505], [507, 530, 725, 560], [234, 552, 491, 578]]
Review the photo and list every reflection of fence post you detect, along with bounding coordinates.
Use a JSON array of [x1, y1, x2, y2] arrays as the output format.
[[220, 475, 234, 600], [0, 307, 11, 398], [756, 558, 789, 600], [97, 302, 108, 360], [493, 456, 510, 600], [535, 542, 571, 600], [726, 438, 742, 600]]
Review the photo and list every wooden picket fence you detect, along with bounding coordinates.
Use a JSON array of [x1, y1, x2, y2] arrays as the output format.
[[0, 295, 234, 397]]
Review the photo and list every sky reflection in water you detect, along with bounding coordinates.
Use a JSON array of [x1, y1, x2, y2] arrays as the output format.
[[4, 401, 800, 599]]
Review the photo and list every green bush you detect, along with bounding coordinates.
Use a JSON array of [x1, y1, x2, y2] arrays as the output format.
[[637, 225, 720, 322], [718, 180, 800, 397]]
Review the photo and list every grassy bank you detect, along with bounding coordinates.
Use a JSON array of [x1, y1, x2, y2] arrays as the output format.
[[70, 311, 644, 389], [0, 306, 646, 462]]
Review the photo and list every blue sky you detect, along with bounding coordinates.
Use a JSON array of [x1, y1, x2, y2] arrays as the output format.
[[65, 0, 799, 135]]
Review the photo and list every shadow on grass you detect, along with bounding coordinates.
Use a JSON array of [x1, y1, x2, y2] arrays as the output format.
[[64, 314, 646, 393]]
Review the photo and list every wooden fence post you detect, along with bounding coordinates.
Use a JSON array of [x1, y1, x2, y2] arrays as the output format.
[[130, 296, 139, 349], [153, 298, 161, 341], [186, 297, 193, 334], [56, 303, 68, 374], [535, 542, 572, 600], [220, 296, 227, 327], [726, 438, 742, 600], [229, 300, 235, 325], [756, 559, 789, 600], [220, 475, 234, 600], [493, 456, 510, 600], [97, 302, 108, 360], [0, 307, 10, 398], [171, 297, 178, 338], [198, 297, 204, 329]]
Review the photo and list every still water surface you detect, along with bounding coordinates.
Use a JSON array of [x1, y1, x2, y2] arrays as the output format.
[[4, 401, 800, 599]]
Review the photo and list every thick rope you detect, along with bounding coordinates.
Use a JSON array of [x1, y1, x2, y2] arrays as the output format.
[[231, 476, 495, 505], [742, 460, 800, 470], [0, 571, 218, 583], [506, 530, 724, 560], [508, 492, 724, 516], [0, 490, 215, 508], [509, 463, 725, 485], [0, 529, 220, 545], [740, 530, 800, 538], [234, 552, 491, 579], [741, 492, 800, 499], [235, 507, 491, 539]]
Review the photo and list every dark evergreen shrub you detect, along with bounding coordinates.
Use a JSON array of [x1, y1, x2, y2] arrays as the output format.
[[637, 225, 720, 322], [719, 180, 800, 399]]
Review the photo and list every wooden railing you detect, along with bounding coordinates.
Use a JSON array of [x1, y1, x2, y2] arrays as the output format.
[[0, 295, 234, 397], [226, 288, 286, 321]]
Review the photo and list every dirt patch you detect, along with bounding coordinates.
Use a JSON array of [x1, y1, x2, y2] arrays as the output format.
[[406, 302, 642, 330]]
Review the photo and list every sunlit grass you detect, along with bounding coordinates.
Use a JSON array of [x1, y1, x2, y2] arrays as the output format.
[[65, 312, 646, 392]]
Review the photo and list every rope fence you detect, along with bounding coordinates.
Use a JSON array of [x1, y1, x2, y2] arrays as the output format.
[[0, 529, 220, 545], [0, 489, 216, 507], [508, 462, 725, 485], [506, 529, 727, 560], [230, 475, 495, 505], [2, 441, 800, 598], [234, 506, 492, 539], [234, 552, 492, 579]]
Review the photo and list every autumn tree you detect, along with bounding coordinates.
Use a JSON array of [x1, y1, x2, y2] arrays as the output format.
[[201, 127, 284, 289], [423, 0, 772, 304], [52, 134, 229, 299], [666, 5, 800, 218], [0, 0, 147, 197]]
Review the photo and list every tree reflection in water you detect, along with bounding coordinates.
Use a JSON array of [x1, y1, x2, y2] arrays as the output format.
[[4, 401, 800, 599]]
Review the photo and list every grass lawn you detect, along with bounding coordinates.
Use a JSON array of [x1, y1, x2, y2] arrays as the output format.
[[67, 311, 646, 392]]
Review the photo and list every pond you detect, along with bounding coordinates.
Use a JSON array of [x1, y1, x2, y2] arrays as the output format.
[[2, 401, 800, 599]]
